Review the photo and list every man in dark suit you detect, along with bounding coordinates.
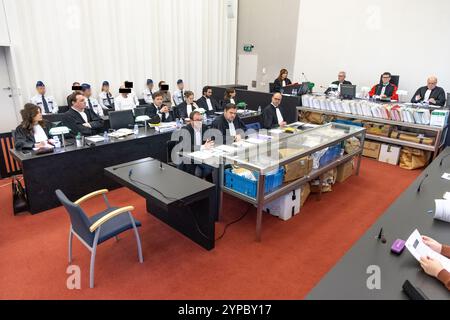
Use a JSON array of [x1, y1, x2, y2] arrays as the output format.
[[411, 76, 446, 106], [64, 92, 104, 136], [212, 103, 247, 144], [176, 91, 198, 119], [179, 111, 214, 178], [196, 86, 221, 114], [325, 71, 352, 94], [262, 93, 286, 129], [369, 72, 398, 100], [148, 92, 174, 122]]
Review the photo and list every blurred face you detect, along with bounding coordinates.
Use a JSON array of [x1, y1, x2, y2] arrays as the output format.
[[224, 107, 237, 122], [427, 78, 438, 90], [272, 93, 282, 107], [281, 72, 288, 80], [83, 89, 92, 98], [186, 94, 194, 104], [192, 113, 203, 130], [154, 96, 163, 107], [338, 73, 346, 82], [206, 89, 213, 98], [37, 86, 46, 95], [177, 83, 184, 90], [147, 83, 154, 90], [33, 108, 43, 124], [74, 95, 86, 110], [382, 74, 391, 85], [230, 90, 236, 98], [103, 85, 110, 92]]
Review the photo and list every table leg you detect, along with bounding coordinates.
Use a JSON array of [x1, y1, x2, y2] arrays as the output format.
[[256, 174, 265, 242]]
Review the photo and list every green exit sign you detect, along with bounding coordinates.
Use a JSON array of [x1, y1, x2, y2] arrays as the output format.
[[243, 44, 254, 52]]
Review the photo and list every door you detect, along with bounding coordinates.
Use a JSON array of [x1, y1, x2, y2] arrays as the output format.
[[0, 46, 18, 133], [237, 54, 258, 91]]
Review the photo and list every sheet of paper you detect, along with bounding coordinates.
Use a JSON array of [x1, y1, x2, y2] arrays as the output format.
[[443, 192, 450, 200], [215, 145, 236, 153], [434, 199, 450, 223], [269, 129, 284, 134], [405, 229, 450, 272], [442, 173, 450, 181], [86, 135, 106, 143], [187, 151, 214, 161]]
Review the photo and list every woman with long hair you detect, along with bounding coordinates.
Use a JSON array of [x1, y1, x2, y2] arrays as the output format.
[[14, 103, 52, 150], [273, 68, 292, 93]]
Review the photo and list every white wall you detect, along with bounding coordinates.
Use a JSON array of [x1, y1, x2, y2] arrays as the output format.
[[237, 0, 300, 92], [0, 0, 10, 45], [3, 0, 238, 108], [293, 0, 450, 97]]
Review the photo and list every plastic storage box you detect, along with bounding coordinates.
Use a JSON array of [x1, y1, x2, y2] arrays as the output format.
[[264, 189, 301, 221], [319, 144, 343, 167], [224, 167, 284, 198]]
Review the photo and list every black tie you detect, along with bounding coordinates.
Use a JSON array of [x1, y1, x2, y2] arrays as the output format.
[[88, 98, 93, 109], [42, 95, 50, 113], [106, 93, 112, 108], [180, 90, 184, 102]]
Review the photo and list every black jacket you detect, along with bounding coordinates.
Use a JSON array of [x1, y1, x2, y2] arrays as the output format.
[[262, 104, 284, 129], [63, 108, 104, 136], [14, 122, 51, 151], [181, 124, 209, 152], [273, 78, 292, 93], [196, 96, 220, 114], [212, 114, 246, 144], [324, 80, 352, 94], [411, 86, 446, 106], [176, 102, 197, 119], [370, 83, 397, 99]]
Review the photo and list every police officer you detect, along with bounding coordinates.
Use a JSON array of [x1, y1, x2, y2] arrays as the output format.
[[98, 81, 115, 110], [142, 79, 154, 104], [82, 83, 104, 117], [30, 81, 59, 114], [172, 79, 185, 106]]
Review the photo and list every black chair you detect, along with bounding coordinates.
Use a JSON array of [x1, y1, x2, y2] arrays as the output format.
[[379, 74, 400, 87], [138, 99, 146, 105], [58, 105, 70, 114], [134, 106, 149, 117], [109, 110, 135, 130], [269, 83, 275, 93]]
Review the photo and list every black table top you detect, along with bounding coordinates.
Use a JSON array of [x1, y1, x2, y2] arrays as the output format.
[[104, 158, 215, 206], [10, 127, 171, 162], [307, 147, 450, 300]]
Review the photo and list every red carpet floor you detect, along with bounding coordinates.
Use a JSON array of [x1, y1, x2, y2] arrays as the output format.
[[0, 158, 421, 299]]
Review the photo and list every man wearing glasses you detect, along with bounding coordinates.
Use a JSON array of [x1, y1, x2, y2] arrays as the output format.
[[369, 72, 399, 101], [212, 103, 246, 144], [411, 76, 446, 106]]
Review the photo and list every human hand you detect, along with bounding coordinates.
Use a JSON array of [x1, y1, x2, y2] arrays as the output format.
[[422, 236, 442, 253], [420, 256, 444, 278], [204, 140, 215, 150], [82, 123, 92, 128], [34, 141, 46, 148], [279, 121, 287, 127], [415, 95, 421, 101], [234, 135, 242, 142], [429, 98, 436, 104], [161, 106, 169, 113]]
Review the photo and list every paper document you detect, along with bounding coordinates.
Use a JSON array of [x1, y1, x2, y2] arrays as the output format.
[[215, 145, 236, 153], [269, 129, 284, 134], [442, 173, 450, 181], [86, 135, 106, 143], [434, 199, 450, 223], [187, 151, 214, 161], [443, 192, 450, 200], [405, 229, 450, 272]]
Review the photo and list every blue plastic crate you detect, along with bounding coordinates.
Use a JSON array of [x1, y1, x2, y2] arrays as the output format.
[[224, 167, 284, 198], [319, 144, 343, 167], [333, 120, 364, 127]]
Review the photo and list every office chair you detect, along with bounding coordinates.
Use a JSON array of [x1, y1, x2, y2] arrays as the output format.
[[58, 106, 70, 114], [269, 82, 275, 93], [379, 74, 400, 87], [138, 99, 146, 105], [55, 189, 143, 288], [134, 106, 149, 117], [245, 122, 261, 131], [109, 110, 135, 130]]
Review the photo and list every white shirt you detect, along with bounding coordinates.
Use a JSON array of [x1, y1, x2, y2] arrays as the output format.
[[173, 89, 184, 106], [115, 94, 137, 111], [30, 95, 58, 114], [85, 97, 104, 117], [33, 124, 48, 143], [228, 121, 236, 137], [98, 92, 114, 109], [194, 128, 202, 147], [282, 80, 286, 87], [274, 104, 284, 124], [206, 98, 213, 111], [230, 98, 235, 105], [131, 91, 140, 106], [142, 88, 154, 104], [424, 89, 432, 102], [380, 84, 387, 97], [72, 107, 89, 124]]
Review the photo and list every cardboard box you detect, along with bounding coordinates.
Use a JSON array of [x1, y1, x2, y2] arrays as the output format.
[[364, 122, 392, 137], [300, 183, 310, 207], [264, 189, 301, 221], [336, 159, 354, 183], [378, 144, 401, 165], [279, 149, 313, 183], [363, 141, 381, 159]]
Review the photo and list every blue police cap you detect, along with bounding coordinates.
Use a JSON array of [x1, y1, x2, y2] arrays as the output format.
[[36, 81, 45, 87]]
